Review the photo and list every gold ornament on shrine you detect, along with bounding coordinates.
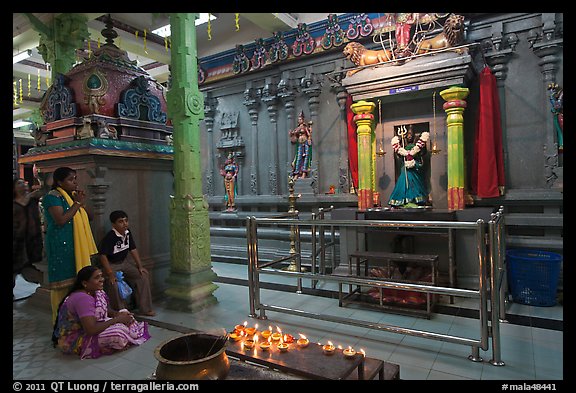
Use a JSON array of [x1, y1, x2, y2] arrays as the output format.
[[376, 99, 386, 157], [430, 90, 441, 155]]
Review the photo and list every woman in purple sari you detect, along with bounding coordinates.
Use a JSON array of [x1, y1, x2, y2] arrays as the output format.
[[52, 265, 150, 359]]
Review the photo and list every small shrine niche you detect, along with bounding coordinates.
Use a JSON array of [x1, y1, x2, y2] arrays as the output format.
[[216, 111, 245, 160], [391, 121, 431, 192]]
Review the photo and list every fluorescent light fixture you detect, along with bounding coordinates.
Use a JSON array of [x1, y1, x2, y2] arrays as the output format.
[[13, 120, 32, 129], [151, 13, 217, 37], [13, 49, 32, 64]]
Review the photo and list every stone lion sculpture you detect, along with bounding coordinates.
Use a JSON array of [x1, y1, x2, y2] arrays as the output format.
[[343, 42, 393, 76], [415, 14, 467, 54]]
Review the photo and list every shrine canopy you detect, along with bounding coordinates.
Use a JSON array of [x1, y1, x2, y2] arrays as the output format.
[[36, 18, 172, 148]]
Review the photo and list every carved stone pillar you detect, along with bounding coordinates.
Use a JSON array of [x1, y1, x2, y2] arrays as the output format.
[[331, 68, 351, 194], [262, 79, 280, 195], [529, 13, 563, 189], [243, 86, 260, 195], [440, 86, 469, 210], [86, 166, 110, 245], [166, 13, 217, 312], [25, 13, 90, 79], [203, 94, 218, 196], [301, 72, 322, 194], [278, 75, 297, 186], [351, 100, 375, 211]]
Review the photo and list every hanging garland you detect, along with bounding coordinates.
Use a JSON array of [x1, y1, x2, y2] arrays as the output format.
[[391, 131, 429, 168], [207, 14, 212, 40], [235, 13, 240, 31]]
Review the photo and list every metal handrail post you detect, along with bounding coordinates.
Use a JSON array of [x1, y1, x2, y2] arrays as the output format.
[[311, 212, 318, 289], [489, 213, 505, 366], [295, 224, 303, 293], [251, 217, 266, 320], [448, 227, 455, 304], [469, 219, 487, 362], [246, 217, 257, 317], [497, 207, 508, 321], [319, 208, 326, 276]]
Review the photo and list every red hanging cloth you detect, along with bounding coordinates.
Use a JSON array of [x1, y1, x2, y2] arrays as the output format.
[[471, 66, 505, 198], [346, 94, 359, 190]]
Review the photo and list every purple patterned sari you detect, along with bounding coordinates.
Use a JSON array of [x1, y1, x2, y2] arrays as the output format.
[[54, 290, 150, 359]]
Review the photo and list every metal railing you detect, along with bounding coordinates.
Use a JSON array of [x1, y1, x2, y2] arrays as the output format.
[[245, 208, 506, 365]]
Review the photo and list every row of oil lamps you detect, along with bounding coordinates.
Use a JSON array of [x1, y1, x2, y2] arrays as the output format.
[[229, 322, 365, 358]]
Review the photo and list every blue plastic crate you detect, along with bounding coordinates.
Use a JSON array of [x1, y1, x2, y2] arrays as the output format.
[[506, 249, 562, 307]]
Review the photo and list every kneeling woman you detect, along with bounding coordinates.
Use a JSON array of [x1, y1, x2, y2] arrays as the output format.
[[52, 265, 150, 359]]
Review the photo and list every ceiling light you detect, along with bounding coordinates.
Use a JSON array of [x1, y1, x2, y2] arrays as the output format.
[[151, 13, 217, 37], [13, 49, 32, 64]]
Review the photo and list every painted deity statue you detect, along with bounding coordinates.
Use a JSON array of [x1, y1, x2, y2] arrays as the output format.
[[220, 154, 239, 212], [388, 126, 430, 207], [289, 111, 313, 180]]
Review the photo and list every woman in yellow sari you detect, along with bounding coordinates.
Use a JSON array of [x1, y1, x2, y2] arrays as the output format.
[[43, 167, 98, 322]]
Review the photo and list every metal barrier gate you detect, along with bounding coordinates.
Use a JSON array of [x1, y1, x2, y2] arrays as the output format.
[[245, 207, 506, 366]]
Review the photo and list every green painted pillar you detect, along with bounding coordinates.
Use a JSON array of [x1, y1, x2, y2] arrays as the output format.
[[440, 86, 469, 210], [351, 100, 376, 211], [165, 13, 218, 311], [25, 13, 90, 79]]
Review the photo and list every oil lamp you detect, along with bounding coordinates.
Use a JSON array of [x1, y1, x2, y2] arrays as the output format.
[[229, 332, 242, 341], [245, 324, 257, 337], [296, 334, 309, 348], [261, 326, 272, 340], [277, 339, 289, 352], [271, 326, 282, 341], [322, 341, 335, 355], [243, 338, 255, 349], [259, 337, 271, 351], [343, 346, 356, 358], [283, 333, 294, 343]]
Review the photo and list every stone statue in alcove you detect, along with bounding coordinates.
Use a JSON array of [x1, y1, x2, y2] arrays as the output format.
[[289, 111, 313, 180], [220, 153, 239, 212]]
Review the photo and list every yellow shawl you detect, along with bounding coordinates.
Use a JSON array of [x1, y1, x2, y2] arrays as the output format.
[[56, 187, 98, 272]]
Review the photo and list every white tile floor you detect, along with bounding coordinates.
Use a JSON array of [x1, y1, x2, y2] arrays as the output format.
[[13, 261, 563, 381]]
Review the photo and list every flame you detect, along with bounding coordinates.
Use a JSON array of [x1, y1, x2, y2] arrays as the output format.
[[298, 333, 307, 340], [254, 323, 258, 329], [268, 325, 272, 331], [276, 326, 282, 334], [327, 341, 333, 346], [359, 348, 366, 356], [337, 345, 343, 350], [243, 321, 248, 327], [254, 334, 259, 343]]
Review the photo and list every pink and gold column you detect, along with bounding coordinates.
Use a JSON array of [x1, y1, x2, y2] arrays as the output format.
[[351, 100, 376, 211], [440, 86, 469, 210]]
